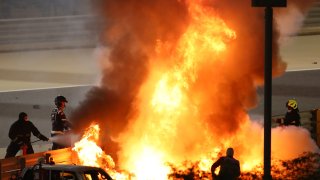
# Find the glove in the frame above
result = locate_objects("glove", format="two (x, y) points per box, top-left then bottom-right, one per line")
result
(39, 134), (49, 141)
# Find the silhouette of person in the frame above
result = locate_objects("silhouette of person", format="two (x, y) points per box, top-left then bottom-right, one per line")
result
(5, 112), (49, 158)
(211, 147), (240, 180)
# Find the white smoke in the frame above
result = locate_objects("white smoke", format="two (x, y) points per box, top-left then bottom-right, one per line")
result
(272, 126), (320, 160)
(49, 133), (80, 148)
(276, 5), (306, 40)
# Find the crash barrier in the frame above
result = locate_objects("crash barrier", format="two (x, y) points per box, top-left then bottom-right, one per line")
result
(0, 15), (97, 52)
(272, 109), (320, 147)
(0, 147), (77, 180)
(298, 1), (320, 36)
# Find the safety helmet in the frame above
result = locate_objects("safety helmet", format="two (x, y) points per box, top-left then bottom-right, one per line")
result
(286, 99), (298, 109)
(54, 95), (68, 107)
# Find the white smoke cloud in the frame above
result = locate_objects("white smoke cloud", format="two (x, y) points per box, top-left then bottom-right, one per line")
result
(272, 126), (319, 160)
(276, 5), (306, 43)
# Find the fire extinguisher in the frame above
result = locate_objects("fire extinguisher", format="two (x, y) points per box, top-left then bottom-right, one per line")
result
(21, 140), (41, 156)
(21, 144), (28, 155)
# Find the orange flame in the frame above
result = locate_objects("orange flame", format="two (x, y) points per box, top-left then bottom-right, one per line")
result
(73, 124), (117, 175)
(116, 1), (241, 178)
(73, 1), (319, 179)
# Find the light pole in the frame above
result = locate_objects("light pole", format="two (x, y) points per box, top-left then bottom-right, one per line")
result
(251, 0), (286, 179)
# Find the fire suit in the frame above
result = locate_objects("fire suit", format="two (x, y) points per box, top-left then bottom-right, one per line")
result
(211, 156), (240, 180)
(284, 109), (301, 126)
(5, 119), (49, 158)
(51, 108), (72, 150)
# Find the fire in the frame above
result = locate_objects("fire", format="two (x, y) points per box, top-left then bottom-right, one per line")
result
(131, 147), (170, 179)
(116, 1), (241, 178)
(73, 124), (116, 175)
(71, 0), (320, 179)
(73, 1), (239, 175)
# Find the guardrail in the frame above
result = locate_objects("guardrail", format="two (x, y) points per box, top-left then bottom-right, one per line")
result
(298, 1), (320, 35)
(0, 15), (99, 52)
(0, 2), (319, 51)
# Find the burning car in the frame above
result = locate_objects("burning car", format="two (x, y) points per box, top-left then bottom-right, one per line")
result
(20, 164), (113, 180)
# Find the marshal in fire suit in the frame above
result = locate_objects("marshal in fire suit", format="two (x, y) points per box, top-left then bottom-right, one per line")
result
(276, 99), (301, 126)
(51, 95), (72, 150)
(5, 112), (49, 158)
(283, 99), (301, 126)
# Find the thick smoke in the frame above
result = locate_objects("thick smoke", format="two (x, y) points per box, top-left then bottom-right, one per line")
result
(70, 0), (317, 166)
(70, 0), (190, 157)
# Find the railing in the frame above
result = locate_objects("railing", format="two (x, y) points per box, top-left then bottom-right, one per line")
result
(299, 2), (320, 35)
(0, 0), (92, 19)
(0, 15), (100, 52)
(0, 1), (319, 52)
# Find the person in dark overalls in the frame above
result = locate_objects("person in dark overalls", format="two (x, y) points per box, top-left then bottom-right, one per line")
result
(51, 95), (72, 150)
(5, 112), (49, 158)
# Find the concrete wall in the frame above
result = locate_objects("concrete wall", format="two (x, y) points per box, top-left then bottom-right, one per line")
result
(0, 48), (99, 91)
